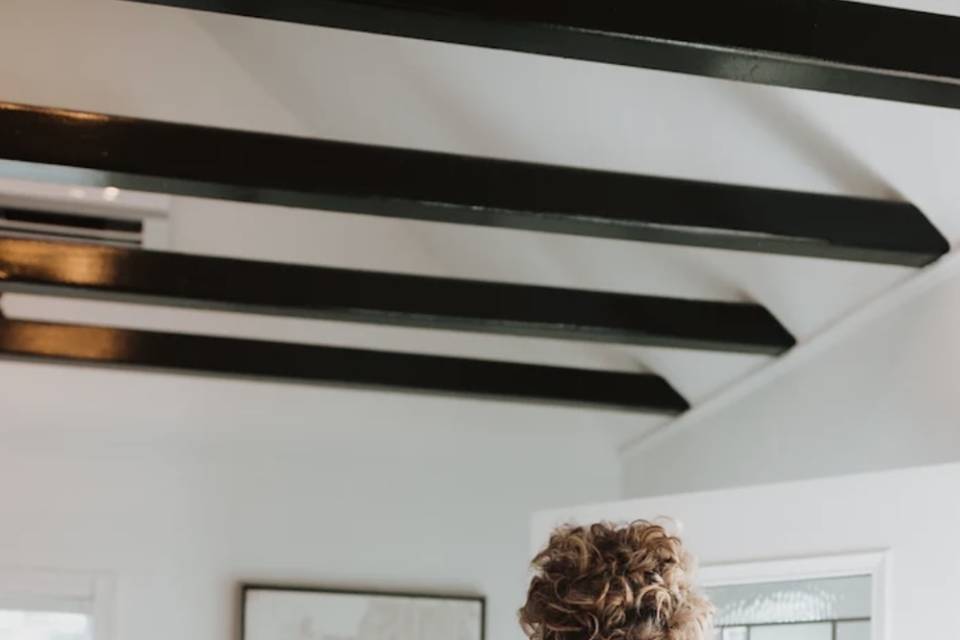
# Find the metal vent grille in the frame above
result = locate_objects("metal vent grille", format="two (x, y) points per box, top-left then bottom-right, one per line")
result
(0, 207), (144, 247)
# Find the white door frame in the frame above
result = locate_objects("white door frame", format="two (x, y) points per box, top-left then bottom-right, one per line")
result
(698, 551), (889, 640)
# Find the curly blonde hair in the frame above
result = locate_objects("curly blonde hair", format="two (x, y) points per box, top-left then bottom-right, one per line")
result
(519, 521), (713, 640)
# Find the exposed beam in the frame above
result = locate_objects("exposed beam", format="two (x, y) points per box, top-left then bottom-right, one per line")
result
(126, 0), (960, 110)
(0, 318), (689, 413)
(0, 103), (948, 266)
(0, 237), (795, 353)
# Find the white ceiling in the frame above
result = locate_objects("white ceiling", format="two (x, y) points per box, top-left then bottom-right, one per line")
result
(1, 0), (958, 447)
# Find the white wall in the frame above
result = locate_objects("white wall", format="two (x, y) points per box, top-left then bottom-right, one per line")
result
(3, 1), (960, 639)
(0, 360), (620, 640)
(0, 3), (626, 638)
(609, 1), (960, 499)
(621, 253), (960, 498)
(533, 462), (960, 640)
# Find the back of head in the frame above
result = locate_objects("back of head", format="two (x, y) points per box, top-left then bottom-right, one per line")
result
(519, 521), (712, 640)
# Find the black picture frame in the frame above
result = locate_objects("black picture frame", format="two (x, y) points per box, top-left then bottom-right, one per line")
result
(240, 583), (486, 640)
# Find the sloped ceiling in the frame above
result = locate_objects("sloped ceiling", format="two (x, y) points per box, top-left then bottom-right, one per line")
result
(0, 0), (957, 447)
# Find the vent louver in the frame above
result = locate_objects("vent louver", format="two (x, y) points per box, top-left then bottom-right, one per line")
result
(0, 206), (143, 247)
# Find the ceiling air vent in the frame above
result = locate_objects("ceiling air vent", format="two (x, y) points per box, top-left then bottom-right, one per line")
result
(0, 174), (170, 249)
(0, 206), (144, 247)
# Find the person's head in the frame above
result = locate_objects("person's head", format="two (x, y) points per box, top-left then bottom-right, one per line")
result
(519, 521), (712, 640)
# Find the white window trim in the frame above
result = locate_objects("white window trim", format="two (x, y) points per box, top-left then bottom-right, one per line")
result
(699, 551), (889, 640)
(0, 568), (115, 640)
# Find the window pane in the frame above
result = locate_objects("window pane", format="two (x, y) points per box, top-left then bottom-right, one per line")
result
(751, 622), (832, 640)
(0, 610), (92, 640)
(837, 620), (870, 640)
(706, 575), (872, 626)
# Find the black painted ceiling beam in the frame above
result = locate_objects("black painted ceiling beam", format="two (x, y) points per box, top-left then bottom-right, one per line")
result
(0, 237), (795, 354)
(0, 103), (948, 266)
(126, 0), (960, 110)
(0, 318), (689, 413)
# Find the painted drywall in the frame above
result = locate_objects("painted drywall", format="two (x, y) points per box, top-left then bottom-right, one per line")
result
(1, 1), (959, 639)
(621, 252), (960, 498)
(0, 4), (626, 638)
(608, 0), (960, 498)
(533, 462), (960, 640)
(0, 360), (621, 640)
(3, 0), (957, 413)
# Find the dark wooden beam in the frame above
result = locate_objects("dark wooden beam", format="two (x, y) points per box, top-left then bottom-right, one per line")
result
(0, 318), (689, 413)
(0, 103), (948, 266)
(126, 0), (960, 109)
(0, 237), (795, 354)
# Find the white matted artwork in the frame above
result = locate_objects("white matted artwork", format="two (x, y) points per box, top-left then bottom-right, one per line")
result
(242, 586), (484, 640)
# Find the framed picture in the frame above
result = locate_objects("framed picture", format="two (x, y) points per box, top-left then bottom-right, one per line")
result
(242, 585), (485, 640)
